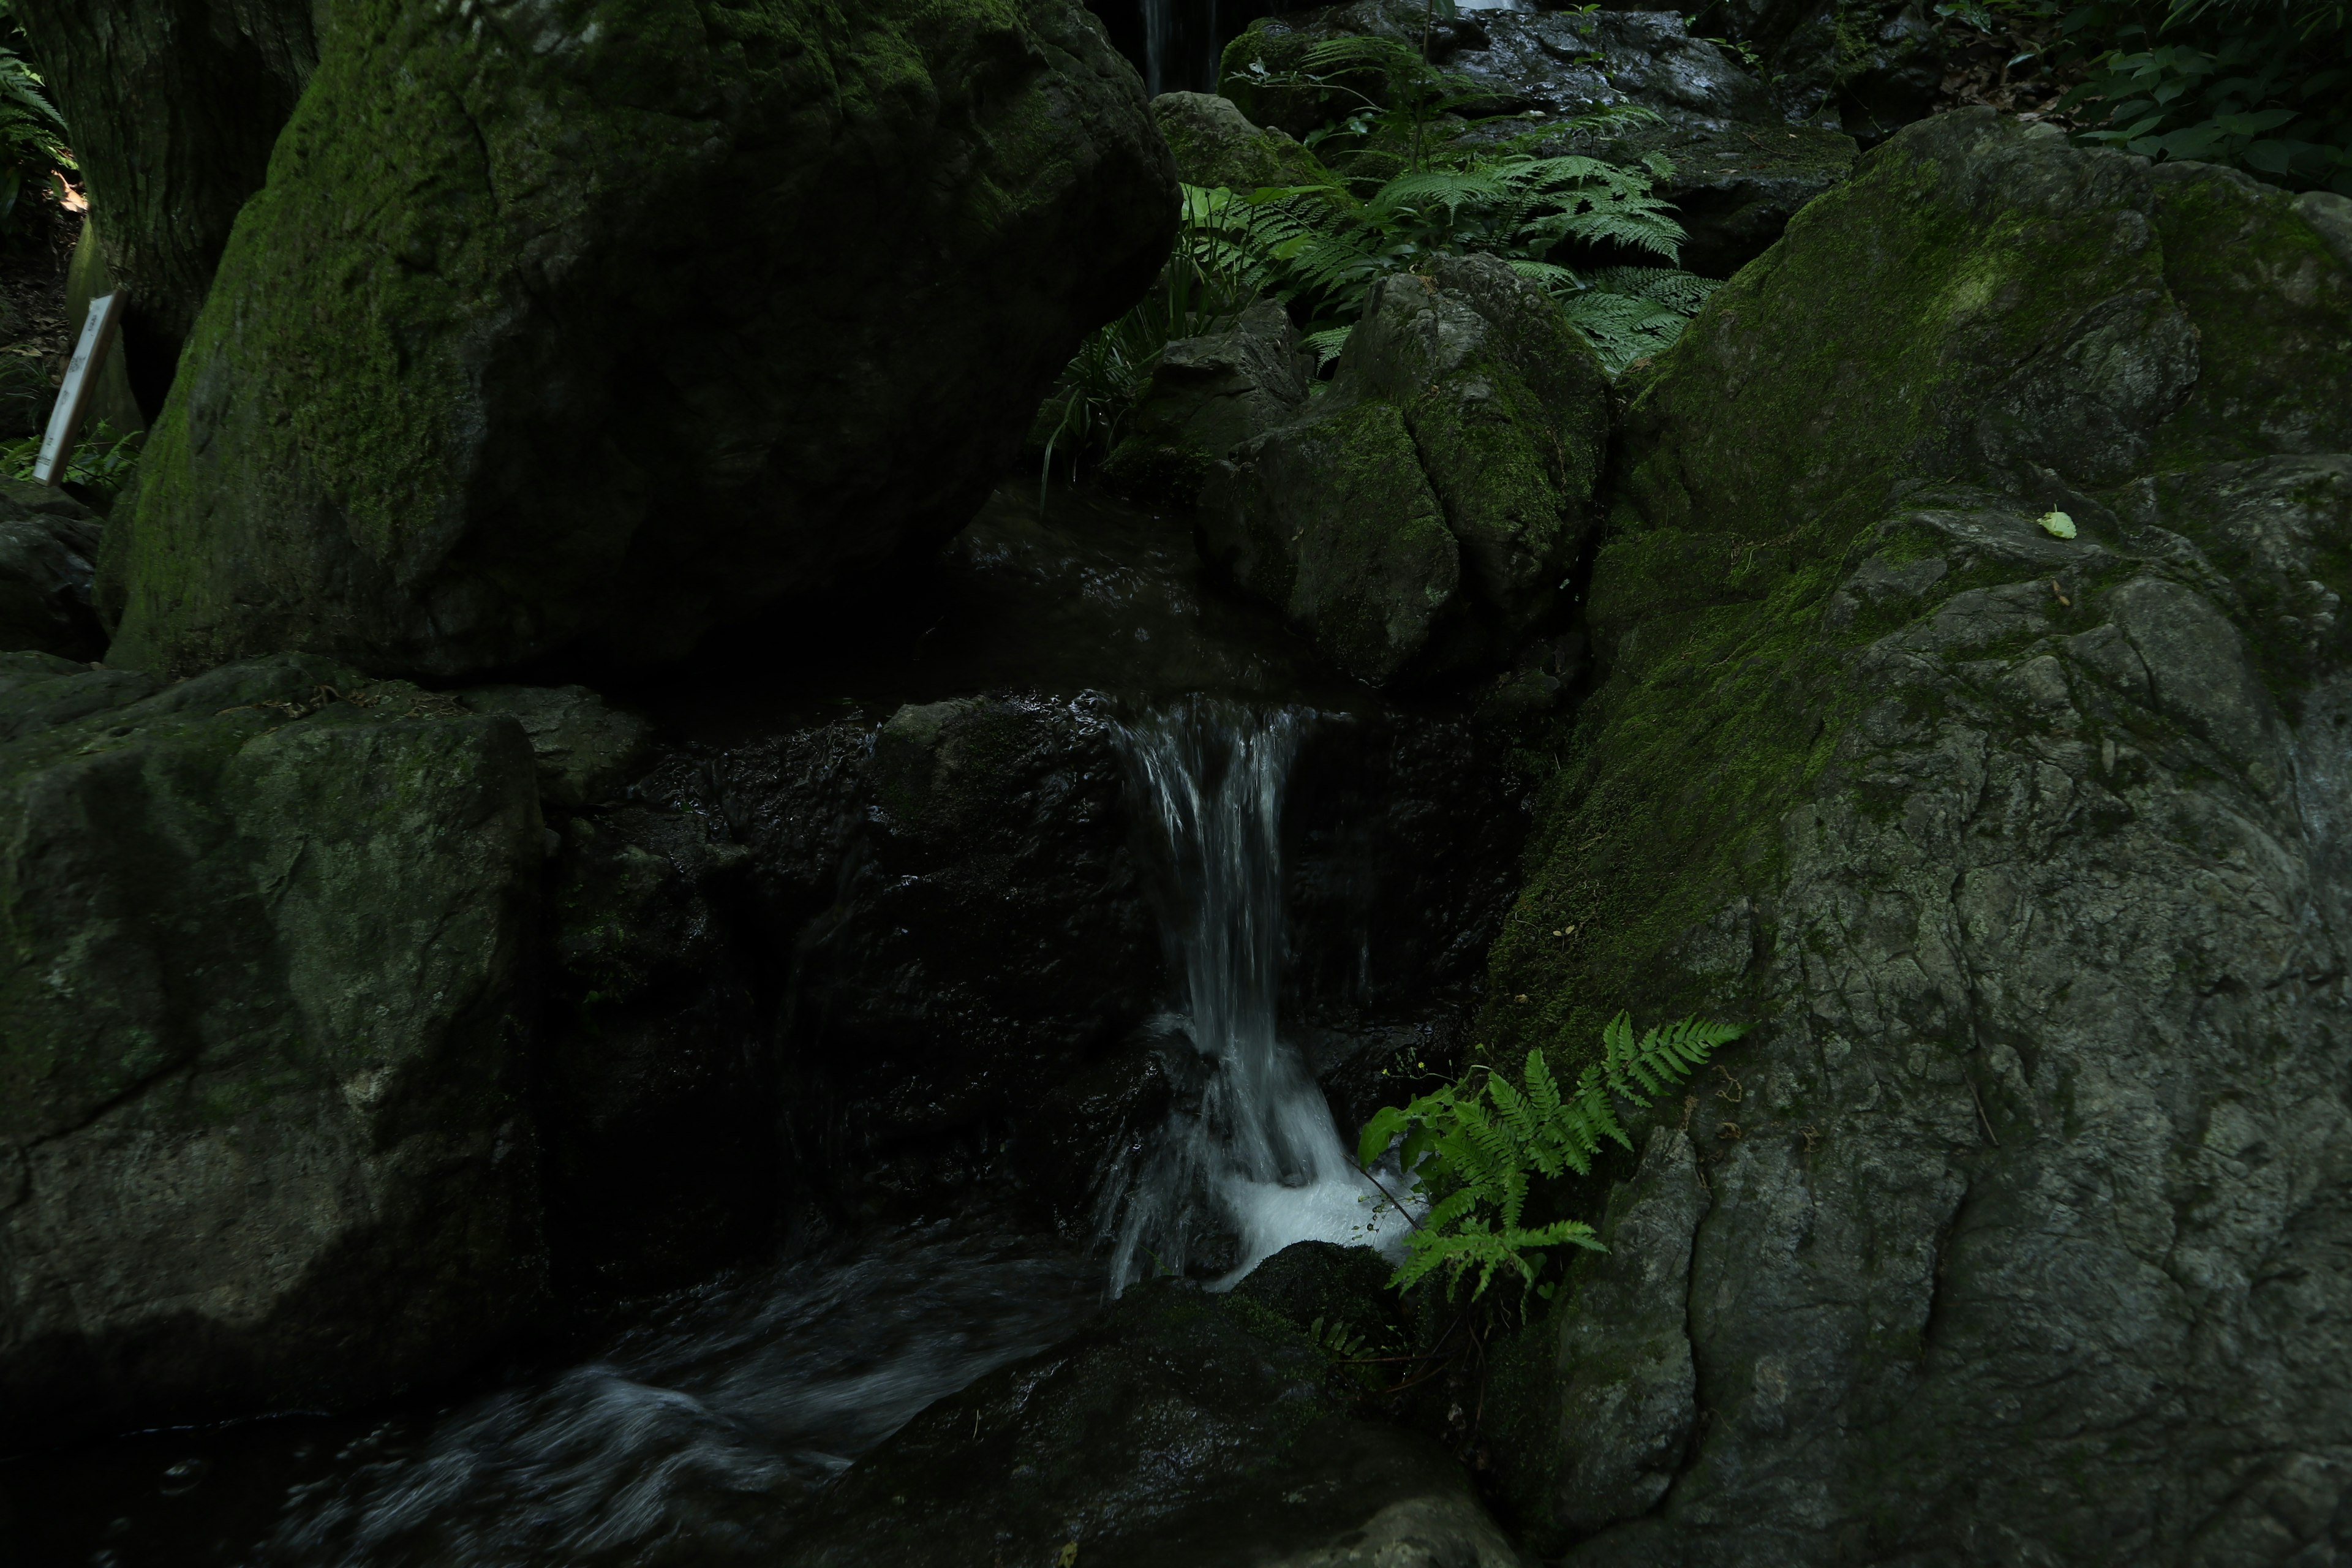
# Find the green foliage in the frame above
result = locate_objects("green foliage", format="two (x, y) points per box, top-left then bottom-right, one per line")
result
(2062, 0), (2351, 190)
(0, 1), (69, 234)
(1224, 29), (1716, 370)
(1032, 187), (1257, 487)
(2, 420), (145, 500)
(1938, 0), (2351, 191)
(1357, 1013), (1747, 1301)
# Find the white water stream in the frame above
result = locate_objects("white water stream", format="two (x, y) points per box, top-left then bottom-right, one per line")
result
(1102, 702), (1414, 1294)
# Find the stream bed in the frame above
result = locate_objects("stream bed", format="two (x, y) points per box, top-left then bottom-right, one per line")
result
(6, 1219), (1100, 1567)
(4, 481), (1528, 1567)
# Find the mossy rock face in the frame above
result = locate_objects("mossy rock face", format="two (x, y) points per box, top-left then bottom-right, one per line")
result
(104, 0), (1177, 680)
(771, 1280), (1525, 1567)
(1483, 110), (2352, 1559)
(0, 652), (546, 1438)
(1200, 254), (1609, 687)
(1152, 91), (1331, 191)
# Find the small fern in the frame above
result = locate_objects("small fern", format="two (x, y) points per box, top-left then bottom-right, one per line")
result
(0, 7), (69, 235)
(1357, 1012), (1747, 1301)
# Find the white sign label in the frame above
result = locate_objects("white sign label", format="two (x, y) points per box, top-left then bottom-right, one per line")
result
(35, 291), (126, 486)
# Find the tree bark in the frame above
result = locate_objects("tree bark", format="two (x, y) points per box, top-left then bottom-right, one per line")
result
(12, 0), (317, 413)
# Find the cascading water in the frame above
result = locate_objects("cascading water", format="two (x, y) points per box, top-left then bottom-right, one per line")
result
(1102, 701), (1414, 1294)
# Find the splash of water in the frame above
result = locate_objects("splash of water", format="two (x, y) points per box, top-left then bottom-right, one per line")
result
(1103, 701), (1412, 1294)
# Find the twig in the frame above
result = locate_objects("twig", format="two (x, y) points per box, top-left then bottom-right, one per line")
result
(1359, 1164), (1425, 1231)
(1966, 1073), (2001, 1147)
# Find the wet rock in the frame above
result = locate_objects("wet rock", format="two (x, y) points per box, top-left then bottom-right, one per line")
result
(461, 684), (655, 811)
(0, 483), (103, 660)
(1444, 9), (1780, 127)
(698, 695), (1164, 1166)
(1481, 111), (2352, 1562)
(102, 0), (1177, 680)
(1154, 89), (1332, 190)
(1231, 1239), (1403, 1341)
(1223, 3), (1862, 276)
(775, 1280), (1527, 1567)
(1722, 0), (1945, 141)
(1201, 254), (1608, 685)
(0, 654), (545, 1440)
(541, 799), (765, 1294)
(1014, 1027), (1180, 1231)
(1107, 298), (1319, 504)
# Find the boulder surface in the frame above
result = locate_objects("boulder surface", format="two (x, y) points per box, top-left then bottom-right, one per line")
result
(105, 0), (1177, 680)
(1202, 254), (1610, 685)
(1482, 111), (2352, 1562)
(0, 653), (546, 1441)
(774, 1272), (1527, 1568)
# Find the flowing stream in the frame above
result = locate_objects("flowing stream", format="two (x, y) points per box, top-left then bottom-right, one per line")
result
(1102, 701), (1413, 1293)
(9, 696), (1425, 1567)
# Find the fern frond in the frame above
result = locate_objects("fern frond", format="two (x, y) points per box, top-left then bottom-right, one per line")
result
(1300, 325), (1353, 366)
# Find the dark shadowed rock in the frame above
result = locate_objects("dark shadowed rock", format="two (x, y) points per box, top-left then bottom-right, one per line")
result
(0, 482), (102, 660)
(104, 0), (1177, 680)
(0, 653), (546, 1441)
(774, 1280), (1528, 1567)
(1479, 112), (2352, 1563)
(461, 684), (655, 812)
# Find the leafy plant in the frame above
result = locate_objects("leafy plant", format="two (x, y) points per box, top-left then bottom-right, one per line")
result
(2059, 0), (2351, 190)
(1357, 1013), (1747, 1302)
(2, 418), (143, 499)
(0, 1), (70, 234)
(1032, 186), (1258, 488)
(1935, 0), (2351, 192)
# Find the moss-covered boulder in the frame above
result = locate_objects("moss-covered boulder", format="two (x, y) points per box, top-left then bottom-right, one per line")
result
(1484, 110), (2352, 1559)
(0, 652), (546, 1439)
(104, 0), (1177, 680)
(773, 1280), (1526, 1567)
(1200, 254), (1609, 686)
(1153, 91), (1331, 190)
(1105, 298), (1317, 504)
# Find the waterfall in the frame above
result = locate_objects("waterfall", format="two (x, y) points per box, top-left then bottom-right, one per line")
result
(1102, 701), (1412, 1294)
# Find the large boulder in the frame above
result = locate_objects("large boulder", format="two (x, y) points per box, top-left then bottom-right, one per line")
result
(1480, 111), (2352, 1562)
(13, 0), (317, 412)
(0, 652), (546, 1441)
(1153, 90), (1331, 190)
(1201, 253), (1610, 685)
(103, 0), (1177, 680)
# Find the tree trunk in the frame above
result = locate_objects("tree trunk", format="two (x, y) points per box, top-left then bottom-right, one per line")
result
(12, 0), (317, 413)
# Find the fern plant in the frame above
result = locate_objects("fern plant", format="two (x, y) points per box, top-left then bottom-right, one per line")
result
(2, 419), (143, 500)
(1357, 1012), (1747, 1301)
(0, 2), (69, 235)
(1033, 185), (1259, 488)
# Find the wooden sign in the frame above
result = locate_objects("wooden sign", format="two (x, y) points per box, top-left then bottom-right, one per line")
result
(35, 290), (126, 486)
